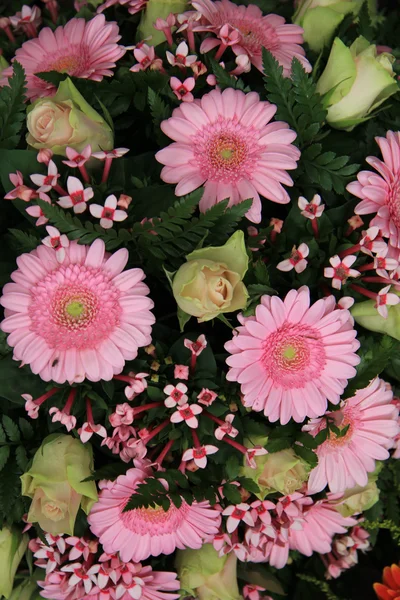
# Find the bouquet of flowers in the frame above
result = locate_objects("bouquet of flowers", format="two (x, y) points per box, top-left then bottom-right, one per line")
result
(1, 0), (400, 598)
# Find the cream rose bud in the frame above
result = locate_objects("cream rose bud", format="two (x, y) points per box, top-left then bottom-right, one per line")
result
(241, 443), (310, 499)
(0, 527), (28, 599)
(26, 77), (113, 156)
(9, 578), (39, 600)
(21, 434), (98, 536)
(176, 544), (242, 600)
(316, 36), (398, 131)
(333, 480), (380, 517)
(172, 231), (249, 322)
(351, 292), (400, 340)
(293, 0), (367, 53)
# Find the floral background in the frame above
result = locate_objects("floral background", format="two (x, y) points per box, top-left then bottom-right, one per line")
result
(0, 0), (400, 599)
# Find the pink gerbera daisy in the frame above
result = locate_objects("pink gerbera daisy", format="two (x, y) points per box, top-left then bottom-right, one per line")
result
(288, 497), (357, 556)
(88, 466), (221, 562)
(156, 88), (300, 223)
(225, 287), (360, 424)
(192, 0), (311, 75)
(0, 239), (155, 384)
(347, 131), (400, 248)
(305, 377), (399, 494)
(1, 14), (125, 100)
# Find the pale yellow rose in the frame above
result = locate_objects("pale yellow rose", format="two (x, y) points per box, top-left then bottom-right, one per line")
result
(172, 231), (249, 322)
(316, 36), (398, 131)
(0, 527), (28, 599)
(176, 544), (243, 600)
(21, 434), (98, 536)
(334, 481), (380, 517)
(241, 438), (310, 499)
(26, 78), (113, 156)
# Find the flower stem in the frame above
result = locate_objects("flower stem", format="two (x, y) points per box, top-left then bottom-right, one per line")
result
(79, 164), (90, 183)
(349, 283), (377, 300)
(155, 439), (175, 466)
(221, 436), (247, 455)
(312, 218), (319, 239)
(362, 276), (400, 287)
(63, 388), (77, 415)
(132, 402), (163, 416)
(36, 387), (59, 406)
(54, 184), (68, 196)
(86, 397), (94, 425)
(142, 419), (170, 444)
(101, 158), (113, 183)
(339, 244), (360, 258)
(191, 429), (201, 448)
(203, 410), (224, 426)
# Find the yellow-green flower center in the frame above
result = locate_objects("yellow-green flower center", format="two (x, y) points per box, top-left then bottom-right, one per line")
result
(282, 345), (297, 361)
(220, 147), (234, 160)
(66, 300), (85, 317)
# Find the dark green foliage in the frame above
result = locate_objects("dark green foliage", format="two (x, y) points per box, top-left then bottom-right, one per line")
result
(0, 62), (27, 150)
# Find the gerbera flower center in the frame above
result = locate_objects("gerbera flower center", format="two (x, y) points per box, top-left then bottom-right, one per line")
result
(211, 11), (280, 56)
(388, 178), (400, 227)
(263, 323), (326, 387)
(195, 119), (264, 184)
(29, 265), (122, 350)
(46, 48), (88, 75)
(120, 499), (190, 535)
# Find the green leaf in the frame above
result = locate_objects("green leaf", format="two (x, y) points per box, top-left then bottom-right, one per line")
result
(8, 229), (40, 252)
(225, 455), (240, 480)
(298, 143), (359, 194)
(2, 416), (20, 442)
(205, 199), (253, 246)
(148, 87), (171, 130)
(357, 1), (375, 42)
(36, 200), (131, 251)
(237, 477), (260, 495)
(296, 432), (320, 450)
(0, 62), (27, 149)
(18, 418), (34, 440)
(290, 58), (327, 144)
(0, 424), (6, 444)
(0, 447), (10, 473)
(223, 483), (242, 504)
(15, 445), (28, 471)
(209, 58), (249, 91)
(266, 437), (292, 453)
(83, 462), (130, 482)
(177, 307), (191, 332)
(293, 444), (318, 468)
(344, 335), (397, 398)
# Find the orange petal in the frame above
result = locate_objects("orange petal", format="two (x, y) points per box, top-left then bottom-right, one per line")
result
(391, 565), (400, 588)
(384, 567), (398, 590)
(374, 583), (394, 600)
(388, 591), (399, 598)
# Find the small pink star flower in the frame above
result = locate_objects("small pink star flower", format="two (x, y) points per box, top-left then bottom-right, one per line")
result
(298, 194), (325, 220)
(164, 382), (188, 407)
(117, 194), (132, 210)
(23, 394), (40, 419)
(37, 149), (53, 165)
(184, 334), (207, 356)
(359, 226), (387, 256)
(182, 444), (219, 468)
(374, 253), (399, 278)
(324, 255), (360, 290)
(130, 44), (163, 72)
(63, 145), (92, 168)
(231, 53), (252, 76)
(58, 176), (94, 213)
(30, 160), (59, 193)
(166, 41), (197, 68)
(197, 388), (218, 407)
(91, 148), (129, 160)
(250, 499), (275, 525)
(5, 171), (35, 202)
(109, 403), (135, 426)
(49, 407), (76, 432)
(244, 584), (272, 600)
(170, 402), (203, 428)
(338, 296), (355, 310)
(90, 194), (128, 229)
(170, 76), (195, 102)
(245, 446), (268, 469)
(124, 372), (149, 400)
(277, 243), (309, 274)
(62, 562), (99, 595)
(65, 537), (96, 562)
(154, 13), (175, 45)
(376, 285), (400, 318)
(223, 503), (254, 533)
(42, 226), (69, 263)
(174, 364), (189, 380)
(26, 193), (51, 226)
(78, 422), (107, 443)
(215, 414), (238, 440)
(270, 217), (284, 233)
